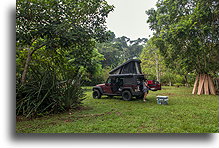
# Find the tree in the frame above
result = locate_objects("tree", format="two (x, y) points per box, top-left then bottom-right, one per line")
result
(114, 36), (148, 61)
(96, 33), (147, 69)
(140, 38), (164, 82)
(16, 0), (114, 84)
(96, 41), (124, 68)
(81, 48), (106, 85)
(140, 38), (185, 86)
(146, 0), (219, 94)
(16, 0), (114, 117)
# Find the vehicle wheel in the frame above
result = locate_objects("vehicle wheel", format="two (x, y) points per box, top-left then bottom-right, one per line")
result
(122, 90), (132, 101)
(93, 89), (101, 99)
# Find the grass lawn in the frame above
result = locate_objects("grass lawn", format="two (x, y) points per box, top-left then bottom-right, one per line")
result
(16, 86), (218, 133)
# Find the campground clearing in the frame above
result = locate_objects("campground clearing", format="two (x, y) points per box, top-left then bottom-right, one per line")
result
(16, 86), (218, 133)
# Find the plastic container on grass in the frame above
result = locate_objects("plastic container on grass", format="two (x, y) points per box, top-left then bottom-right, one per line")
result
(156, 96), (168, 105)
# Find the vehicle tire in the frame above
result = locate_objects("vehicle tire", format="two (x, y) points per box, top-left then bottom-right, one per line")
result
(122, 90), (132, 101)
(93, 89), (101, 99)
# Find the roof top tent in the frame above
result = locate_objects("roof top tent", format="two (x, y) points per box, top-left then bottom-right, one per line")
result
(109, 59), (142, 75)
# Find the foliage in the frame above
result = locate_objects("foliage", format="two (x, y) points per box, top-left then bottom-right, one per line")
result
(140, 38), (165, 82)
(16, 0), (114, 46)
(146, 0), (219, 75)
(16, 0), (114, 83)
(96, 41), (123, 68)
(96, 32), (147, 69)
(114, 36), (148, 61)
(16, 46), (87, 117)
(82, 48), (106, 85)
(140, 38), (194, 86)
(16, 0), (114, 117)
(16, 66), (85, 118)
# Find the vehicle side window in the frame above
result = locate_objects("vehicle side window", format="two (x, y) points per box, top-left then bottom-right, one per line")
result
(106, 78), (111, 83)
(116, 78), (123, 86)
(106, 78), (116, 84)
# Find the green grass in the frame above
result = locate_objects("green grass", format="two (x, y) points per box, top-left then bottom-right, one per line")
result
(16, 86), (218, 133)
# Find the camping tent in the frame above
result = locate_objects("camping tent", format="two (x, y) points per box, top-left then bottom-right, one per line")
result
(109, 59), (142, 75)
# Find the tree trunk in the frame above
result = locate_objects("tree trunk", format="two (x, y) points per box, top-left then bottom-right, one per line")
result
(204, 75), (209, 95)
(155, 53), (160, 82)
(184, 75), (189, 87)
(208, 76), (216, 95)
(192, 74), (216, 95)
(192, 75), (199, 94)
(155, 57), (159, 82)
(20, 43), (46, 84)
(197, 74), (205, 95)
(21, 48), (32, 84)
(21, 47), (39, 84)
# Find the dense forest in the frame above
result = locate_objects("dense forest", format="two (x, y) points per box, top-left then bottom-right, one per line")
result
(16, 0), (219, 117)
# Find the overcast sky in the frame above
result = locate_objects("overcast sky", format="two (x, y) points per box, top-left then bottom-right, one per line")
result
(106, 0), (157, 40)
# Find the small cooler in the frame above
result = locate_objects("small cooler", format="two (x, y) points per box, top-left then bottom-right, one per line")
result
(156, 96), (168, 105)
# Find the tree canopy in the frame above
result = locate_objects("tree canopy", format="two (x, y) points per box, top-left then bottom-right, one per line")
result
(146, 0), (219, 75)
(16, 0), (114, 46)
(16, 0), (114, 83)
(96, 32), (147, 68)
(16, 0), (114, 117)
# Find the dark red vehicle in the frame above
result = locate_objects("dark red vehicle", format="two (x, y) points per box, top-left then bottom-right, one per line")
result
(93, 74), (161, 101)
(92, 59), (161, 101)
(147, 80), (161, 91)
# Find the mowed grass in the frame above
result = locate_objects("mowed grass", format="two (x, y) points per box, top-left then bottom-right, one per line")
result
(16, 86), (218, 133)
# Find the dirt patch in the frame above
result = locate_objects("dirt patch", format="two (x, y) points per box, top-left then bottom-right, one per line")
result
(158, 93), (176, 96)
(16, 116), (34, 122)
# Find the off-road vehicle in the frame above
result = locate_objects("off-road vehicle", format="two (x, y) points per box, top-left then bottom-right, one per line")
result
(92, 59), (161, 101)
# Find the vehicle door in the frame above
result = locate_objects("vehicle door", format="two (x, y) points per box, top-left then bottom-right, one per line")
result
(111, 77), (122, 93)
(102, 78), (113, 94)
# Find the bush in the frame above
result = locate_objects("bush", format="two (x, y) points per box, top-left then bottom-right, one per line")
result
(174, 83), (183, 87)
(16, 68), (85, 118)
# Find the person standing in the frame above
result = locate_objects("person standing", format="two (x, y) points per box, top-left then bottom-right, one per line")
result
(142, 80), (149, 102)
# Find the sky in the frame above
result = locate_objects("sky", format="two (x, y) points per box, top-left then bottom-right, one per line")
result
(106, 0), (157, 40)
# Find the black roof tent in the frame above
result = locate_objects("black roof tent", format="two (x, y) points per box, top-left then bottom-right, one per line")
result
(109, 74), (144, 77)
(109, 59), (142, 75)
